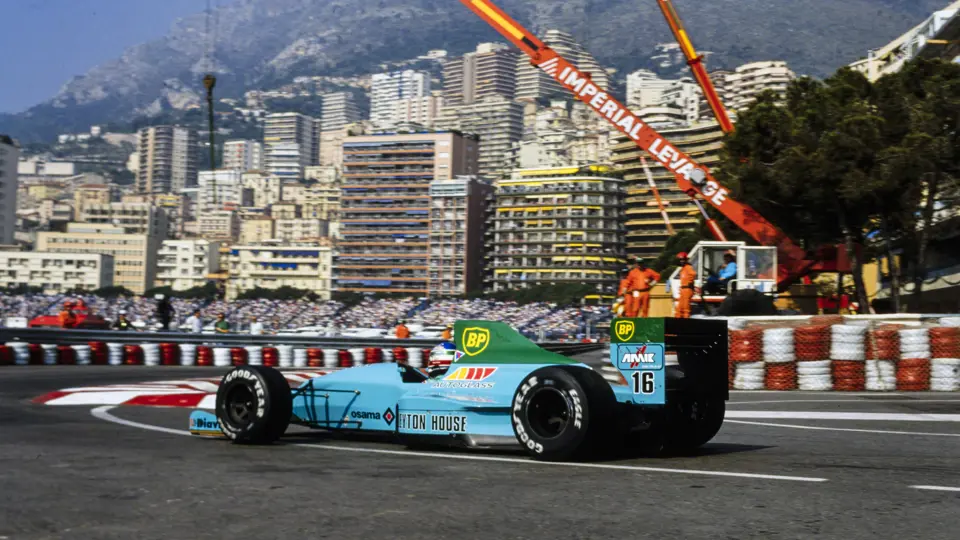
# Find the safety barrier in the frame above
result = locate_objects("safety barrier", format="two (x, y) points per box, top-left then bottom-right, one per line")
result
(727, 316), (960, 391)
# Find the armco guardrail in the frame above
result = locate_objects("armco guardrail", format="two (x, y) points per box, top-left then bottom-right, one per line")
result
(0, 328), (602, 357)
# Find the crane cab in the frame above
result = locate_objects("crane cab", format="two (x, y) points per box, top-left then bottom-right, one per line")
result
(668, 242), (778, 310)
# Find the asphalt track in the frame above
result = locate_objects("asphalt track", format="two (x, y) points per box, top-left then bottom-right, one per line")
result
(3, 362), (960, 539)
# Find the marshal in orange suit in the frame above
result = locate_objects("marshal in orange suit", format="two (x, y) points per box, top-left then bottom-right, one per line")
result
(621, 258), (661, 318)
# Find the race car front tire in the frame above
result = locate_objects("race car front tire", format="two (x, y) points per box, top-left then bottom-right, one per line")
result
(511, 366), (616, 461)
(216, 365), (292, 444)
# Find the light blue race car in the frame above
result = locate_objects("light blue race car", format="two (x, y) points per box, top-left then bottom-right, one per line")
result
(190, 318), (728, 461)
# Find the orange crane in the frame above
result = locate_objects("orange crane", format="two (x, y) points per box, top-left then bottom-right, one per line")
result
(459, 0), (849, 289)
(656, 0), (735, 134)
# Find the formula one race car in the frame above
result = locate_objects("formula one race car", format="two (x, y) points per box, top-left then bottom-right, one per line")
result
(190, 318), (728, 461)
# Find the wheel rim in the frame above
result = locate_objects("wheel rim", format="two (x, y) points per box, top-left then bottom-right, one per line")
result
(525, 387), (571, 439)
(224, 384), (256, 426)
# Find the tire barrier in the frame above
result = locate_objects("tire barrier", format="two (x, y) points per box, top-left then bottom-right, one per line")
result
(262, 347), (279, 367)
(4, 320), (960, 392)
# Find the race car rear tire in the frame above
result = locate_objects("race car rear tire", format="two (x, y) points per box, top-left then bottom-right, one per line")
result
(664, 396), (725, 452)
(511, 366), (616, 461)
(216, 365), (292, 444)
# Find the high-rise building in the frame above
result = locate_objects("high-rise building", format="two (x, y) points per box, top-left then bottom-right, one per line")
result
(437, 96), (522, 179)
(263, 113), (317, 179)
(610, 121), (725, 259)
(336, 132), (479, 295)
(136, 126), (198, 194)
(74, 184), (113, 215)
(78, 202), (169, 238)
(626, 69), (675, 110)
(393, 94), (444, 128)
(443, 43), (518, 107)
(517, 101), (614, 169)
(428, 176), (491, 296)
(37, 223), (161, 294)
(155, 239), (221, 291)
(222, 140), (264, 171)
(515, 30), (608, 102)
(241, 171), (283, 208)
(198, 211), (240, 241)
(725, 61), (796, 111)
(0, 134), (20, 245)
(370, 70), (431, 129)
(489, 166), (626, 295)
(322, 92), (361, 131)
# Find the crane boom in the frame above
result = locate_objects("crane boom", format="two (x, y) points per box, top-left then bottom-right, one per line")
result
(459, 0), (811, 285)
(656, 0), (735, 133)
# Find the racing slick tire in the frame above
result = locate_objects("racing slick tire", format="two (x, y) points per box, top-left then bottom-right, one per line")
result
(664, 396), (725, 453)
(511, 366), (616, 461)
(216, 365), (292, 444)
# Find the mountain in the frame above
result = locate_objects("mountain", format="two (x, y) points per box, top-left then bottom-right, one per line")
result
(0, 0), (949, 142)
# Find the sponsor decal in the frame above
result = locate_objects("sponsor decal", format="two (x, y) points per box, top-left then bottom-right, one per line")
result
(569, 388), (583, 429)
(614, 320), (635, 342)
(399, 412), (426, 431)
(431, 414), (467, 433)
(350, 410), (381, 420)
(453, 350), (465, 362)
(544, 61), (715, 207)
(434, 366), (497, 389)
(444, 367), (497, 381)
(462, 327), (491, 356)
(513, 376), (544, 454)
(621, 345), (655, 368)
(383, 407), (395, 426)
(191, 417), (220, 431)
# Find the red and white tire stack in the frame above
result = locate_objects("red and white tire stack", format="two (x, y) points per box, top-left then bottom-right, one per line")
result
(865, 326), (899, 391)
(898, 328), (931, 391)
(930, 327), (960, 392)
(830, 324), (867, 391)
(763, 327), (797, 391)
(730, 328), (764, 390)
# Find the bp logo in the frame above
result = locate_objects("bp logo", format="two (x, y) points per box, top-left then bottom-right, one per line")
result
(462, 327), (491, 356)
(615, 320), (635, 342)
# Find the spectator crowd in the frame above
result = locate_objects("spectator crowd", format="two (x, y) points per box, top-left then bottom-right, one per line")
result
(0, 292), (613, 340)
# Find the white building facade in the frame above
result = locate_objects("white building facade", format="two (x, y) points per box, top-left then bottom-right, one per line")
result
(0, 252), (114, 294)
(370, 70), (431, 129)
(222, 140), (264, 171)
(155, 239), (221, 291)
(226, 243), (333, 300)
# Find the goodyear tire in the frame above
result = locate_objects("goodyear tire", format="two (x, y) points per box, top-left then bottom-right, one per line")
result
(665, 396), (725, 452)
(216, 365), (292, 444)
(511, 366), (616, 461)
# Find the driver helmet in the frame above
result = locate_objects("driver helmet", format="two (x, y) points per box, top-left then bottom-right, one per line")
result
(426, 341), (458, 377)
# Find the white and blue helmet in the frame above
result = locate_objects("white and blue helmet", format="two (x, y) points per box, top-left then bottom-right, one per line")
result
(427, 341), (458, 376)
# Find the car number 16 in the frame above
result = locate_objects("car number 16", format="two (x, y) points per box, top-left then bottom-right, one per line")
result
(631, 371), (654, 394)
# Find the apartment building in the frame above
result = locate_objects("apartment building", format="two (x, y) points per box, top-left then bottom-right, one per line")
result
(428, 176), (491, 296)
(120, 192), (187, 238)
(610, 121), (725, 259)
(437, 95), (522, 180)
(337, 132), (479, 294)
(241, 171), (283, 208)
(626, 69), (675, 110)
(489, 166), (625, 294)
(370, 70), (431, 129)
(515, 30), (608, 102)
(226, 242), (333, 300)
(155, 239), (221, 291)
(222, 139), (264, 171)
(73, 184), (113, 214)
(38, 199), (73, 227)
(275, 218), (329, 242)
(393, 94), (445, 129)
(0, 134), (20, 245)
(263, 112), (318, 179)
(0, 251), (114, 294)
(239, 217), (275, 244)
(37, 223), (160, 294)
(726, 61), (796, 111)
(443, 43), (519, 107)
(136, 126), (198, 193)
(198, 169), (244, 212)
(198, 211), (240, 241)
(78, 202), (169, 237)
(322, 92), (361, 131)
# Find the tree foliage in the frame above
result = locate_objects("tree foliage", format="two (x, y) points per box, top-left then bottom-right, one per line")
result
(717, 59), (960, 311)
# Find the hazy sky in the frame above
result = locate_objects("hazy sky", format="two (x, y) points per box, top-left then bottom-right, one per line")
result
(0, 0), (223, 113)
